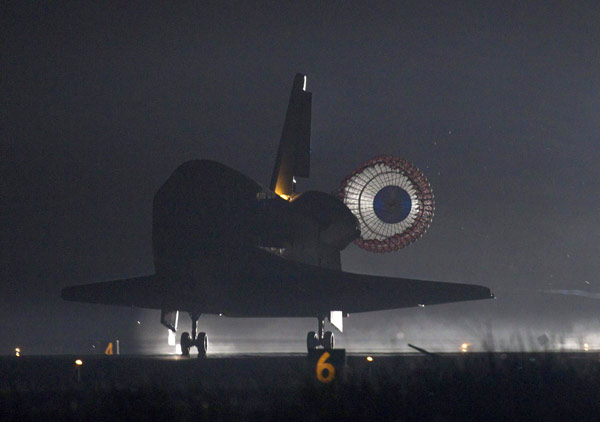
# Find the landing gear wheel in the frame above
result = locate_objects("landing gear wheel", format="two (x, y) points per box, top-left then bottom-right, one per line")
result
(307, 331), (318, 351)
(197, 332), (208, 357)
(323, 331), (334, 351)
(181, 332), (191, 356)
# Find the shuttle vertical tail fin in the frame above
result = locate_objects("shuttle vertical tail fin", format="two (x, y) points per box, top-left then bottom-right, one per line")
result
(270, 73), (312, 198)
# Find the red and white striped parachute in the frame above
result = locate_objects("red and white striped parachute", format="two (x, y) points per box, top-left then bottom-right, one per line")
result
(338, 156), (435, 253)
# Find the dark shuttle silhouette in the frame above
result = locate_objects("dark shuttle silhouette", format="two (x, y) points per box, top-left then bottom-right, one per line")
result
(62, 74), (493, 356)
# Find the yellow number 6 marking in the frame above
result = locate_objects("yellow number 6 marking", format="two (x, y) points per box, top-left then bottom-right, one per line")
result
(316, 351), (335, 383)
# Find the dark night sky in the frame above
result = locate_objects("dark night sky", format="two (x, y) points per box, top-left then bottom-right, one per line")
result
(2, 1), (600, 354)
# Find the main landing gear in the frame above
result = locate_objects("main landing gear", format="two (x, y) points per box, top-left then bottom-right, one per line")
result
(180, 312), (208, 357)
(306, 315), (334, 352)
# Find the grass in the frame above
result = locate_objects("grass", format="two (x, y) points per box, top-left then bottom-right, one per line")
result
(1, 352), (599, 421)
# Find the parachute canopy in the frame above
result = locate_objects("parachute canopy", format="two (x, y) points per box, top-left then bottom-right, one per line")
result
(338, 156), (435, 253)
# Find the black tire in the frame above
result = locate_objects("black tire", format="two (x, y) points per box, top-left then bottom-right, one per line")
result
(181, 332), (191, 356)
(307, 331), (318, 351)
(323, 331), (334, 351)
(197, 332), (208, 357)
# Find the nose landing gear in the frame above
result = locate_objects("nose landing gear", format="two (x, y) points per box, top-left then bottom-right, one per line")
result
(180, 312), (208, 357)
(306, 315), (334, 352)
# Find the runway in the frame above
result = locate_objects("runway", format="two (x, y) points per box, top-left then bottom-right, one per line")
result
(2, 352), (600, 420)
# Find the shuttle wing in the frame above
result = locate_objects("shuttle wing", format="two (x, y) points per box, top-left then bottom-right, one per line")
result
(211, 249), (495, 317)
(61, 250), (493, 316)
(302, 266), (494, 314)
(61, 274), (170, 309)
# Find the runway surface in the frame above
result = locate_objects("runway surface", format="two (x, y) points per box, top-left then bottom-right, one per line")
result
(2, 351), (600, 420)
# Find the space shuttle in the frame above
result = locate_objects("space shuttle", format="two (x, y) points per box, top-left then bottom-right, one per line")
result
(62, 74), (493, 356)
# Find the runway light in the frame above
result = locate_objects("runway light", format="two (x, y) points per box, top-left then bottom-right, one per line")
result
(15, 348), (21, 357)
(75, 359), (83, 382)
(584, 343), (590, 351)
(461, 343), (469, 353)
(366, 356), (374, 362)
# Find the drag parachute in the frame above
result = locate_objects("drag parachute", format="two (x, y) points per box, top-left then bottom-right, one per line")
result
(338, 156), (434, 253)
